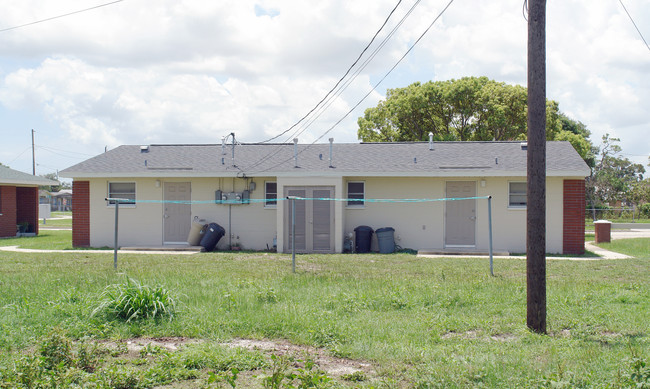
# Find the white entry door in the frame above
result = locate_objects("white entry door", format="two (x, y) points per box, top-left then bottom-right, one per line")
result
(284, 186), (334, 253)
(445, 181), (476, 247)
(164, 182), (191, 243)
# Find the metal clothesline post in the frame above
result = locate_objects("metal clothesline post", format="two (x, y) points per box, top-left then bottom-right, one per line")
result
(105, 197), (130, 270)
(287, 196), (298, 273)
(488, 196), (494, 276)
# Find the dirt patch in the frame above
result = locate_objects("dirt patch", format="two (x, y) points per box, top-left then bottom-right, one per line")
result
(99, 337), (204, 359)
(489, 333), (517, 342)
(441, 331), (517, 342)
(97, 337), (375, 379)
(223, 338), (375, 378)
(441, 330), (478, 339)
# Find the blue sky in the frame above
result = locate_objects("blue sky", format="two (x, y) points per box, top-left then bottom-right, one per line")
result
(1, 0), (648, 181)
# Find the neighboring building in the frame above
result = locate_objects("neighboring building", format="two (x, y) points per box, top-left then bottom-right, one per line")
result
(0, 166), (59, 237)
(59, 141), (590, 254)
(50, 189), (73, 211)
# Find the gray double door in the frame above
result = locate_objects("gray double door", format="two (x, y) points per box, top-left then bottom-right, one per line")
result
(445, 181), (476, 247)
(284, 186), (335, 253)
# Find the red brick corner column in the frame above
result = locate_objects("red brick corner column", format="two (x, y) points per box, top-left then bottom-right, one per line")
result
(0, 186), (18, 237)
(72, 181), (90, 247)
(563, 179), (586, 254)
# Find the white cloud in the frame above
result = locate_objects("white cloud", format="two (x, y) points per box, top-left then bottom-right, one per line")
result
(0, 0), (648, 174)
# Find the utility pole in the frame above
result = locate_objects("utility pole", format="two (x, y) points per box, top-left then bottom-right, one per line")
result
(31, 129), (36, 175)
(527, 0), (547, 334)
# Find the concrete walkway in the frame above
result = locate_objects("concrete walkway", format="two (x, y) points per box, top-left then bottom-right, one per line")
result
(583, 242), (631, 259)
(418, 228), (648, 260)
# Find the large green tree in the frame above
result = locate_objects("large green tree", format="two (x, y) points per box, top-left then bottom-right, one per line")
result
(357, 77), (594, 164)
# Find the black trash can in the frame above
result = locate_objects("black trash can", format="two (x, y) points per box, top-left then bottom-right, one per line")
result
(354, 225), (373, 253)
(376, 227), (395, 254)
(200, 223), (226, 252)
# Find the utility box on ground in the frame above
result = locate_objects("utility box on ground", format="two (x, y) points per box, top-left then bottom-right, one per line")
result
(594, 220), (612, 243)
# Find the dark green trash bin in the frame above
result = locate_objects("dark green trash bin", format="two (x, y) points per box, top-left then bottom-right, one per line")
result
(354, 225), (373, 253)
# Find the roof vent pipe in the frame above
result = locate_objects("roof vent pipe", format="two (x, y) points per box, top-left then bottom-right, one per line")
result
(328, 138), (334, 168)
(428, 132), (434, 150)
(293, 138), (299, 168)
(221, 137), (226, 155)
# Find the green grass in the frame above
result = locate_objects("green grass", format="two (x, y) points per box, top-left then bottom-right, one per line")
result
(0, 248), (649, 387)
(39, 218), (72, 228)
(595, 238), (650, 258)
(38, 211), (72, 228)
(0, 230), (74, 250)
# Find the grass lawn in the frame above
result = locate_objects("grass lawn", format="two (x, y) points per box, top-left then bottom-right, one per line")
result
(0, 232), (648, 387)
(594, 238), (650, 258)
(0, 230), (76, 250)
(38, 211), (72, 228)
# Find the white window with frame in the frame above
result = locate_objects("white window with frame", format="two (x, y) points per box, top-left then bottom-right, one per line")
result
(508, 182), (527, 208)
(107, 182), (136, 206)
(347, 181), (365, 207)
(265, 182), (277, 208)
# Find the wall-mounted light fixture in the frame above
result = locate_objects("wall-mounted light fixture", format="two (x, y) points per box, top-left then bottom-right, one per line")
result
(155, 180), (161, 188)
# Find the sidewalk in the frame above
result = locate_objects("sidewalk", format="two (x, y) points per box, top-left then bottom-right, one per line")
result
(418, 229), (646, 261)
(583, 242), (631, 259)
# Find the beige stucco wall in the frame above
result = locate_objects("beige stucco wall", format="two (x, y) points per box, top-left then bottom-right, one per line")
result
(88, 177), (277, 250)
(343, 176), (566, 254)
(87, 175), (570, 254)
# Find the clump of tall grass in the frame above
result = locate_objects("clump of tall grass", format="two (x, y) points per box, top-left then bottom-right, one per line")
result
(92, 278), (177, 322)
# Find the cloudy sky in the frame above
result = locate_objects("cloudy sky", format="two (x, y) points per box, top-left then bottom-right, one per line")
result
(1, 0), (648, 179)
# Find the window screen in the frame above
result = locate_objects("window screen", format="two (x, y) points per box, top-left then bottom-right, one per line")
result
(108, 182), (136, 205)
(265, 182), (277, 207)
(347, 182), (365, 206)
(509, 182), (527, 207)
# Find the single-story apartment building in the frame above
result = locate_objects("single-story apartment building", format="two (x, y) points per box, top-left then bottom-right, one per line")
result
(0, 165), (59, 237)
(60, 141), (590, 254)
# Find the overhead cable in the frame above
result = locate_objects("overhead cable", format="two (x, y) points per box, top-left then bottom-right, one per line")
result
(257, 0), (404, 144)
(242, 0), (423, 173)
(0, 0), (124, 33)
(618, 0), (650, 53)
(252, 0), (456, 174)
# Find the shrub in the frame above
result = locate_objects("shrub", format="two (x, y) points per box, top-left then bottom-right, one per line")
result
(640, 203), (650, 218)
(92, 278), (178, 322)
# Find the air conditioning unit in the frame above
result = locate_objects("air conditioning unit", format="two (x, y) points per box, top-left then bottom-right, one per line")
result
(215, 190), (250, 205)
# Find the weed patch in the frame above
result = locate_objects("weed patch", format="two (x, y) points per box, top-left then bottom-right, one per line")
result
(92, 278), (178, 322)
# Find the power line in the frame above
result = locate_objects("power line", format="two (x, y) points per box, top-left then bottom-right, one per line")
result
(618, 0), (650, 53)
(279, 0), (423, 143)
(242, 0), (424, 173)
(258, 0), (404, 145)
(37, 145), (96, 158)
(0, 0), (124, 33)
(7, 147), (32, 165)
(253, 0), (456, 174)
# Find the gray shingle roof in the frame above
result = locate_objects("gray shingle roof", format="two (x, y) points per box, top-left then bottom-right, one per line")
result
(60, 141), (591, 178)
(0, 166), (59, 186)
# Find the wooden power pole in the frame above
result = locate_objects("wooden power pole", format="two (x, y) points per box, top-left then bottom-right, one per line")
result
(527, 0), (547, 334)
(31, 129), (36, 175)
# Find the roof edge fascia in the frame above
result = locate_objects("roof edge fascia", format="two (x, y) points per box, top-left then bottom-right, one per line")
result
(62, 169), (590, 180)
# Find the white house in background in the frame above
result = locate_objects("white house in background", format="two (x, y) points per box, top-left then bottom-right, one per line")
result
(60, 141), (590, 254)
